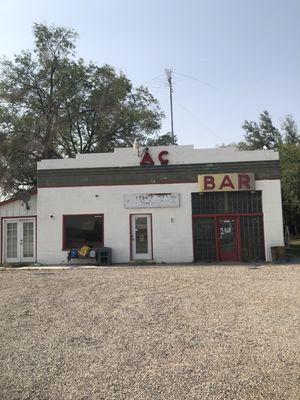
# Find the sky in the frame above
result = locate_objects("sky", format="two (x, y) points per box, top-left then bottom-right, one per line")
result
(1, 0), (299, 148)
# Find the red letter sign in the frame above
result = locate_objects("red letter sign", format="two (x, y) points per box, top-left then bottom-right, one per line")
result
(158, 151), (169, 165)
(140, 150), (154, 166)
(219, 175), (235, 190)
(238, 173), (251, 189)
(204, 176), (215, 190)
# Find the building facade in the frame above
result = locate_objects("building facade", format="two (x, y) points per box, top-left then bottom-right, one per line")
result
(0, 145), (284, 264)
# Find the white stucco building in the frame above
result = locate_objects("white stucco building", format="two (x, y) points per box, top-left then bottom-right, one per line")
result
(0, 145), (284, 264)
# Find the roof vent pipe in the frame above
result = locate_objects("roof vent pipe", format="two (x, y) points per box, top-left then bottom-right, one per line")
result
(133, 140), (140, 150)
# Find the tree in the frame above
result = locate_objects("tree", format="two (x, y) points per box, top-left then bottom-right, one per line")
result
(238, 110), (282, 150)
(281, 115), (299, 145)
(238, 111), (300, 233)
(0, 23), (170, 196)
(146, 132), (177, 146)
(279, 144), (300, 229)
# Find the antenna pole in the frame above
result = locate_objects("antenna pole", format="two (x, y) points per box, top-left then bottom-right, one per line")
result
(165, 69), (174, 142)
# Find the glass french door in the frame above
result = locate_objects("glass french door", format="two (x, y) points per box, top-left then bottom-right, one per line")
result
(4, 219), (35, 263)
(131, 214), (152, 260)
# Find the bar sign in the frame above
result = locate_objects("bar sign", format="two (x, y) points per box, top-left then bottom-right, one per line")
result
(198, 173), (255, 192)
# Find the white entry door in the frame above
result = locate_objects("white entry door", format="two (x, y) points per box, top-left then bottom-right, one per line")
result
(131, 214), (152, 260)
(4, 219), (35, 263)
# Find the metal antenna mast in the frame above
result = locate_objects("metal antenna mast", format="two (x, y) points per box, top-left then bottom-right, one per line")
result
(165, 69), (174, 142)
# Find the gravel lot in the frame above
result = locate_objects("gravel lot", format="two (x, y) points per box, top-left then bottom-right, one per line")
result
(0, 264), (299, 400)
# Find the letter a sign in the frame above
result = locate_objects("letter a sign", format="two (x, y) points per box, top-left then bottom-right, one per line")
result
(198, 173), (255, 192)
(140, 149), (155, 165)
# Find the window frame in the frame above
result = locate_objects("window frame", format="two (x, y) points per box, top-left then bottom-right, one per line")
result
(62, 214), (104, 251)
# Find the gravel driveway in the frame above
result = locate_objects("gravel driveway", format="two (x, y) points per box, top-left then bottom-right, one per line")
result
(0, 265), (299, 400)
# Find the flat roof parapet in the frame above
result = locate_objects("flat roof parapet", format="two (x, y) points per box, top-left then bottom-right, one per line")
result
(37, 145), (279, 170)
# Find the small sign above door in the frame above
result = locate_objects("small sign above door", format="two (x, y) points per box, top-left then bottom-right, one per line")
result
(198, 173), (255, 192)
(124, 193), (180, 208)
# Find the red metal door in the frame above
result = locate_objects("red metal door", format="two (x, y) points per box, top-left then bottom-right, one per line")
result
(217, 217), (239, 261)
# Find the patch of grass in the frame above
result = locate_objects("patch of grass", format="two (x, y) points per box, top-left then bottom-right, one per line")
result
(286, 235), (300, 258)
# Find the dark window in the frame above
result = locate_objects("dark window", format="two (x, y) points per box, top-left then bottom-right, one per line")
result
(192, 191), (262, 214)
(63, 215), (103, 250)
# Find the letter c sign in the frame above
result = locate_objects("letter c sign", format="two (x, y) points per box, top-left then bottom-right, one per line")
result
(158, 151), (169, 165)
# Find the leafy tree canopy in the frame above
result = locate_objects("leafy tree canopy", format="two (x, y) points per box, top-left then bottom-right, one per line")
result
(146, 132), (177, 146)
(238, 110), (300, 228)
(0, 23), (172, 196)
(238, 110), (283, 150)
(280, 144), (300, 225)
(281, 114), (299, 145)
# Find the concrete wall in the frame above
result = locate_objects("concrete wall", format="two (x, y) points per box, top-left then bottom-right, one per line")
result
(257, 180), (284, 260)
(37, 180), (284, 264)
(37, 184), (195, 265)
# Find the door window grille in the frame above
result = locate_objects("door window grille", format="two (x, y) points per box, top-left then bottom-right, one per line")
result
(193, 218), (216, 262)
(240, 216), (265, 261)
(192, 191), (262, 214)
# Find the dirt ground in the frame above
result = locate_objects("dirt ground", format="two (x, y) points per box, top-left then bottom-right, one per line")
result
(0, 264), (299, 400)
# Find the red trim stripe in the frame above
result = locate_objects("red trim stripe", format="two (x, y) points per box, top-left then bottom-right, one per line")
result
(192, 212), (263, 218)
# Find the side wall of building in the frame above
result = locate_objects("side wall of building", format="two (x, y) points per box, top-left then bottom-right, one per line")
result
(257, 180), (284, 260)
(37, 180), (284, 264)
(0, 196), (37, 218)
